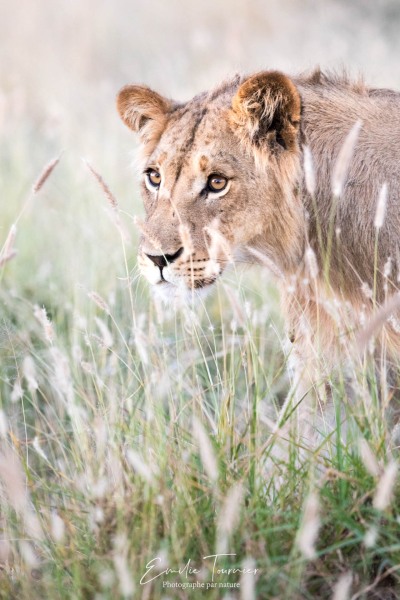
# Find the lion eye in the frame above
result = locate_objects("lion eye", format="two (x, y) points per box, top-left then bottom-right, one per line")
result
(207, 174), (228, 193)
(146, 169), (161, 188)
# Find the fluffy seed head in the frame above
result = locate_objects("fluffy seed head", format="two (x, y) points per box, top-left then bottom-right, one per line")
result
(240, 557), (256, 600)
(359, 438), (381, 478)
(192, 416), (218, 483)
(85, 160), (119, 211)
(374, 182), (388, 229)
(305, 246), (319, 279)
(373, 460), (397, 511)
(88, 292), (111, 315)
(332, 572), (353, 600)
(332, 120), (362, 197)
(303, 145), (316, 197)
(296, 491), (320, 560)
(32, 156), (60, 194)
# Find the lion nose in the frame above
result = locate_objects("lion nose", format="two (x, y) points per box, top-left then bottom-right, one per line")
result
(146, 247), (184, 269)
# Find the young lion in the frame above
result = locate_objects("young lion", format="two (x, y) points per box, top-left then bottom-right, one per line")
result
(117, 70), (400, 447)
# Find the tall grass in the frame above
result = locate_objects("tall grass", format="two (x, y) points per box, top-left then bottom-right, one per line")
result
(0, 151), (399, 600)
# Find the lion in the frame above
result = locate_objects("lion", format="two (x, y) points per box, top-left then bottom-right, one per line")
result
(116, 69), (400, 448)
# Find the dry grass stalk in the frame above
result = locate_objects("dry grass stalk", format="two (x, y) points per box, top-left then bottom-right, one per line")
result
(0, 249), (17, 267)
(1, 223), (16, 253)
(32, 156), (60, 194)
(33, 305), (54, 343)
(0, 224), (17, 267)
(84, 160), (118, 211)
(332, 120), (362, 197)
(88, 291), (111, 314)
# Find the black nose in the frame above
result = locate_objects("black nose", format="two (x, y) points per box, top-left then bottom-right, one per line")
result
(146, 247), (184, 269)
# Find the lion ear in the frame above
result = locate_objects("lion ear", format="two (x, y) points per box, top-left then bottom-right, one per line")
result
(116, 85), (173, 134)
(231, 71), (301, 152)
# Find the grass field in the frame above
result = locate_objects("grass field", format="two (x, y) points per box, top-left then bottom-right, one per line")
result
(0, 137), (400, 600)
(2, 1), (400, 598)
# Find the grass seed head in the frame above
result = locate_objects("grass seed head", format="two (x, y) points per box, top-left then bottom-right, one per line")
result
(296, 491), (320, 560)
(113, 534), (135, 598)
(126, 449), (154, 484)
(0, 410), (8, 438)
(50, 511), (65, 543)
(88, 292), (111, 314)
(85, 160), (119, 210)
(305, 246), (319, 279)
(217, 483), (243, 554)
(364, 525), (378, 548)
(332, 120), (362, 197)
(192, 416), (218, 483)
(373, 460), (397, 511)
(358, 438), (381, 478)
(33, 305), (54, 344)
(240, 557), (256, 600)
(22, 355), (39, 392)
(332, 571), (353, 600)
(32, 156), (60, 194)
(303, 145), (316, 197)
(0, 449), (28, 514)
(374, 182), (388, 229)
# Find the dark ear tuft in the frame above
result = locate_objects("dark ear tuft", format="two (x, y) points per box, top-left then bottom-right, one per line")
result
(116, 85), (172, 133)
(231, 71), (301, 152)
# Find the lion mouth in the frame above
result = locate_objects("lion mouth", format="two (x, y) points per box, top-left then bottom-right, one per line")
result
(156, 277), (217, 290)
(138, 252), (222, 296)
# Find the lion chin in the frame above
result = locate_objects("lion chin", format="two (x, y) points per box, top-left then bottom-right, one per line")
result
(151, 279), (216, 304)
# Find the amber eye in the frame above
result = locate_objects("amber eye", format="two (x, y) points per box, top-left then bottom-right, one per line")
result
(207, 174), (228, 193)
(146, 169), (161, 188)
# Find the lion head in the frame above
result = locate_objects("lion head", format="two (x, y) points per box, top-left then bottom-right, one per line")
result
(117, 71), (305, 301)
